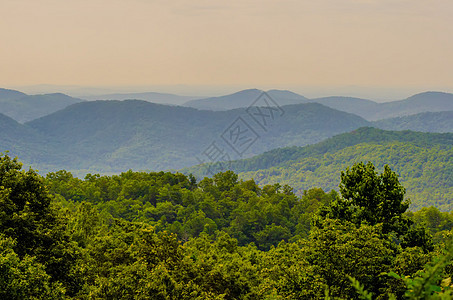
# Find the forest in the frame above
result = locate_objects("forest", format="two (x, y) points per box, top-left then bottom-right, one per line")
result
(1, 153), (453, 299)
(186, 128), (453, 211)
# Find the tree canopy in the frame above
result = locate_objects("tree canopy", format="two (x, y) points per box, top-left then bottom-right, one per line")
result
(0, 153), (452, 299)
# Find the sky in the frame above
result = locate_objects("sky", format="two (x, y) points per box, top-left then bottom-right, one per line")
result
(1, 0), (452, 99)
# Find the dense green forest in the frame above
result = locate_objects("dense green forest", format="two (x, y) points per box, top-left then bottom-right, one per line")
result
(2, 153), (453, 299)
(186, 128), (453, 211)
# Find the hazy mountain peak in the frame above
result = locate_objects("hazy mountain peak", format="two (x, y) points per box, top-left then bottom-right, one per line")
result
(184, 88), (311, 110)
(405, 91), (453, 100)
(0, 88), (27, 101)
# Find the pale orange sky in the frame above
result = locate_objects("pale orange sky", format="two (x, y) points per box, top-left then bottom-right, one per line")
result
(1, 0), (452, 97)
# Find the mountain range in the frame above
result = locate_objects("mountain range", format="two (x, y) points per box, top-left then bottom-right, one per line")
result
(17, 100), (366, 174)
(2, 87), (453, 124)
(0, 87), (452, 182)
(184, 89), (453, 121)
(184, 89), (309, 110)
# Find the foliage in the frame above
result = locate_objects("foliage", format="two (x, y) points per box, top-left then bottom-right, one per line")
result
(186, 128), (453, 211)
(387, 242), (453, 299)
(325, 162), (410, 234)
(236, 141), (453, 211)
(1, 153), (453, 299)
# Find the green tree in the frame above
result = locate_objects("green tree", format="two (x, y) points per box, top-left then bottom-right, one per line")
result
(0, 235), (65, 299)
(324, 162), (411, 234)
(0, 153), (84, 296)
(307, 219), (395, 299)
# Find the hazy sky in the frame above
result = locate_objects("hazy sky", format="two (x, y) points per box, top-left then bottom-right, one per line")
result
(1, 0), (452, 98)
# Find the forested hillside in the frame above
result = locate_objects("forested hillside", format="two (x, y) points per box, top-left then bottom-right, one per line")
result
(186, 128), (453, 211)
(1, 153), (453, 299)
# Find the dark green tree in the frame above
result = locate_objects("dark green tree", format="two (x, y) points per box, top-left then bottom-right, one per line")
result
(0, 153), (84, 296)
(325, 162), (411, 235)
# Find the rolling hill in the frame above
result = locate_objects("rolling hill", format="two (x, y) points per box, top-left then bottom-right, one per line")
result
(184, 128), (453, 211)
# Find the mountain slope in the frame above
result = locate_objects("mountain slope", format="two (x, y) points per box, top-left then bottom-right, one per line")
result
(185, 127), (453, 174)
(309, 96), (379, 118)
(25, 100), (369, 173)
(0, 93), (84, 123)
(373, 111), (453, 133)
(184, 128), (453, 211)
(0, 112), (52, 163)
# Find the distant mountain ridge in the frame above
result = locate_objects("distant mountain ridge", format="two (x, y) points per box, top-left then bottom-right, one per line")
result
(184, 89), (453, 121)
(0, 89), (83, 123)
(184, 89), (310, 110)
(2, 87), (453, 123)
(366, 92), (453, 120)
(82, 91), (198, 105)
